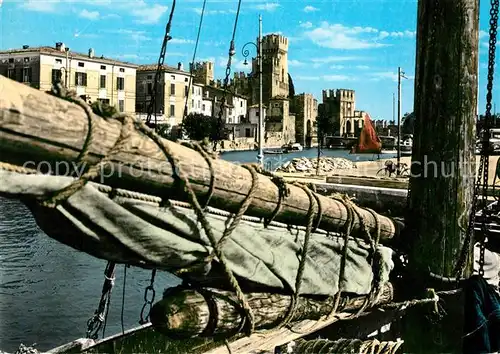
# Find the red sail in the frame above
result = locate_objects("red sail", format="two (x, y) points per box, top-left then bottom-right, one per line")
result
(355, 113), (382, 153)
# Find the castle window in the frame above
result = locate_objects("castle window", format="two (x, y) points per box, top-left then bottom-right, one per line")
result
(101, 65), (106, 70)
(55, 59), (62, 64)
(119, 68), (125, 73)
(78, 62), (84, 67)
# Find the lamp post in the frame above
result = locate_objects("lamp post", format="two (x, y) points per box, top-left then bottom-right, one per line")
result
(397, 67), (408, 175)
(242, 15), (263, 167)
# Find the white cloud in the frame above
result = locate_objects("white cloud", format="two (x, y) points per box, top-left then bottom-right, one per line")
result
(288, 59), (304, 67)
(22, 0), (60, 12)
(254, 3), (279, 11)
(379, 30), (416, 39)
(108, 29), (151, 42)
(323, 75), (355, 81)
(480, 30), (489, 39)
(79, 9), (99, 20)
(299, 21), (313, 29)
(170, 38), (195, 45)
(305, 22), (388, 49)
(369, 71), (414, 82)
(0, 0), (3, 7)
(296, 76), (320, 81)
(193, 8), (236, 15)
(303, 5), (318, 12)
(131, 4), (168, 24)
(330, 65), (345, 70)
(356, 65), (370, 70)
(311, 56), (360, 64)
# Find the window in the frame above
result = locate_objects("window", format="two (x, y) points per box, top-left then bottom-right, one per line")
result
(185, 78), (189, 82)
(170, 75), (175, 80)
(245, 128), (251, 138)
(192, 86), (194, 94)
(170, 83), (175, 96)
(100, 65), (106, 70)
(52, 69), (62, 84)
(147, 75), (152, 80)
(98, 98), (110, 105)
(75, 72), (87, 86)
(100, 75), (106, 89)
(7, 68), (15, 79)
(24, 57), (30, 63)
(118, 100), (124, 112)
(198, 101), (201, 109)
(119, 68), (125, 72)
(78, 62), (84, 67)
(240, 101), (243, 107)
(191, 99), (194, 108)
(202, 104), (206, 111)
(55, 59), (62, 64)
(147, 82), (153, 95)
(117, 77), (124, 90)
(256, 111), (260, 117)
(229, 108), (233, 116)
(8, 58), (14, 63)
(184, 86), (188, 97)
(22, 67), (32, 83)
(169, 104), (175, 117)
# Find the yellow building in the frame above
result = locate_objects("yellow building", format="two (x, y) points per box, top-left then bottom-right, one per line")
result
(136, 63), (212, 134)
(0, 42), (137, 114)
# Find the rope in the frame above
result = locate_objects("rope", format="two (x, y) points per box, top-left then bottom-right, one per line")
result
(250, 165), (290, 227)
(181, 141), (216, 209)
(290, 337), (404, 354)
(277, 183), (316, 327)
(181, 0), (207, 125)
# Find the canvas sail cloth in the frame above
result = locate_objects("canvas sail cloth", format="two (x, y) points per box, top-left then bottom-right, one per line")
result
(0, 168), (394, 297)
(355, 113), (382, 154)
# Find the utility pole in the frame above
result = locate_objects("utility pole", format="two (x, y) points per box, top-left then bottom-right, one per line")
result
(397, 67), (402, 174)
(392, 92), (395, 125)
(257, 14), (264, 167)
(65, 47), (69, 88)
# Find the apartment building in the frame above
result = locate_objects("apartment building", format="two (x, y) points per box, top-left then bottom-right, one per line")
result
(205, 85), (248, 124)
(136, 63), (213, 131)
(0, 42), (137, 114)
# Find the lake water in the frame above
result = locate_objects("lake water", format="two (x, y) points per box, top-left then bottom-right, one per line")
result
(0, 149), (394, 352)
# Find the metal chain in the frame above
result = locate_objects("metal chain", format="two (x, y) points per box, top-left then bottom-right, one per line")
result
(458, 0), (498, 278)
(139, 269), (157, 324)
(145, 0), (176, 127)
(479, 0), (499, 276)
(212, 0), (242, 151)
(85, 262), (116, 339)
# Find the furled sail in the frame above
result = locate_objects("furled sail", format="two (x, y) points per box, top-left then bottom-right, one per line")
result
(355, 113), (382, 154)
(0, 169), (393, 298)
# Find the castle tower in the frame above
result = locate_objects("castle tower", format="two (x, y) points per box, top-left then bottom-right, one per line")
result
(321, 89), (356, 137)
(252, 34), (289, 105)
(190, 61), (214, 85)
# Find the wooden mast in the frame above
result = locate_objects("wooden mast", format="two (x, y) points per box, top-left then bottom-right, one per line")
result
(402, 0), (479, 351)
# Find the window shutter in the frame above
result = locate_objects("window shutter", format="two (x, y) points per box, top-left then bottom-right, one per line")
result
(28, 67), (32, 83)
(83, 73), (87, 86)
(75, 74), (78, 86)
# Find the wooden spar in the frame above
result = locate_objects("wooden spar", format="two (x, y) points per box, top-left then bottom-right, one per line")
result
(0, 76), (400, 241)
(149, 284), (393, 338)
(402, 0), (479, 352)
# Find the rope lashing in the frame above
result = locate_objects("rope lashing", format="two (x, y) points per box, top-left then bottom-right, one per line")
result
(49, 84), (94, 169)
(277, 182), (316, 328)
(38, 86), (134, 208)
(180, 141), (216, 209)
(248, 164), (290, 228)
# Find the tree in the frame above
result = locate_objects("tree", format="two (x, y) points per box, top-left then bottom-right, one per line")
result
(401, 111), (415, 134)
(182, 113), (225, 141)
(288, 73), (295, 99)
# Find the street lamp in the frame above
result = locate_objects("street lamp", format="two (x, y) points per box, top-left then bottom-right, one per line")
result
(241, 15), (263, 167)
(397, 67), (408, 175)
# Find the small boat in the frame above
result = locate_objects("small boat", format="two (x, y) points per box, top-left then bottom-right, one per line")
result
(263, 149), (285, 155)
(282, 142), (303, 152)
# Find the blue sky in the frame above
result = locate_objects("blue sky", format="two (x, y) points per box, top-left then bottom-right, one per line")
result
(0, 0), (498, 120)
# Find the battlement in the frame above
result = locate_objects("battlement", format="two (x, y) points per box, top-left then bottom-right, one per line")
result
(262, 34), (288, 52)
(322, 89), (355, 102)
